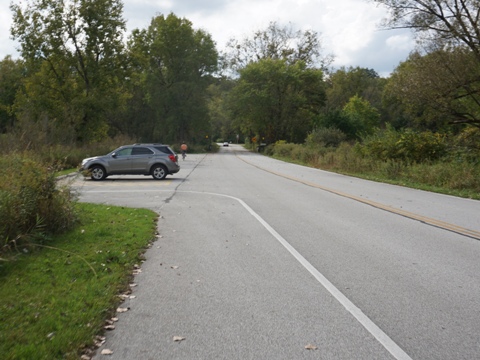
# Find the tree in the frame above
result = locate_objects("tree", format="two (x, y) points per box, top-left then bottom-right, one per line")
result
(0, 56), (24, 133)
(384, 49), (480, 128)
(315, 110), (356, 139)
(342, 95), (381, 137)
(374, 0), (480, 60)
(207, 78), (237, 142)
(222, 21), (333, 74)
(374, 0), (480, 128)
(228, 59), (325, 143)
(325, 67), (386, 112)
(10, 0), (128, 143)
(127, 13), (218, 143)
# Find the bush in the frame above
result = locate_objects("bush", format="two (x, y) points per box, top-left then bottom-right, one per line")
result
(448, 127), (480, 164)
(262, 136), (479, 198)
(0, 153), (78, 255)
(407, 161), (480, 191)
(358, 126), (447, 163)
(306, 127), (347, 148)
(0, 133), (137, 170)
(272, 141), (296, 158)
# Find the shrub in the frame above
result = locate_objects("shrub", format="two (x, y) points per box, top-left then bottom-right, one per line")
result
(263, 144), (275, 156)
(448, 127), (480, 164)
(407, 161), (480, 191)
(306, 127), (347, 148)
(0, 153), (78, 255)
(272, 141), (296, 158)
(0, 133), (137, 170)
(359, 126), (447, 163)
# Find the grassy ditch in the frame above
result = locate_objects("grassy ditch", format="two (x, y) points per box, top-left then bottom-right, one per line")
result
(0, 203), (158, 360)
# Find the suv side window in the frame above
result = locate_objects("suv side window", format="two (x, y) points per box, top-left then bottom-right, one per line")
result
(154, 146), (172, 155)
(132, 147), (154, 155)
(116, 148), (132, 156)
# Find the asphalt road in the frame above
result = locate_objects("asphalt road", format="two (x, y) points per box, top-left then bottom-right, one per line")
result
(72, 144), (480, 360)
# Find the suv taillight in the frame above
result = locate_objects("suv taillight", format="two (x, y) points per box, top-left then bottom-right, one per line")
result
(168, 154), (176, 162)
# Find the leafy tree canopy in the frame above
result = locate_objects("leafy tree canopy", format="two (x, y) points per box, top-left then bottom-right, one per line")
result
(374, 0), (480, 59)
(374, 0), (480, 129)
(0, 56), (24, 133)
(325, 66), (385, 111)
(228, 58), (325, 143)
(10, 0), (128, 143)
(384, 49), (480, 128)
(342, 95), (381, 137)
(222, 21), (333, 74)
(127, 13), (218, 143)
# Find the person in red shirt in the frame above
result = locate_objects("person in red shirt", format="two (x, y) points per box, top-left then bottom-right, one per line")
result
(180, 142), (188, 160)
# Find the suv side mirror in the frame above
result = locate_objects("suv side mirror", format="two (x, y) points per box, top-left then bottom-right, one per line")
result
(111, 153), (117, 158)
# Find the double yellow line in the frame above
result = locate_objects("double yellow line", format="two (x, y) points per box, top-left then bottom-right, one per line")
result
(238, 154), (480, 241)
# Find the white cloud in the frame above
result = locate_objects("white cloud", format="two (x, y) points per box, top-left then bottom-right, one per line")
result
(0, 5), (19, 59)
(386, 34), (415, 52)
(0, 0), (415, 75)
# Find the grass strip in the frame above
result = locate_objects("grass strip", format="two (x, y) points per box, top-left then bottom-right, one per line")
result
(0, 203), (158, 360)
(270, 154), (480, 200)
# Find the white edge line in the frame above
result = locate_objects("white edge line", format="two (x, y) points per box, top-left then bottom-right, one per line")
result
(194, 191), (413, 360)
(78, 188), (412, 359)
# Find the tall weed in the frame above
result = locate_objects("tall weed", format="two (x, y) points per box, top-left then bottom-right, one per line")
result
(0, 153), (78, 255)
(359, 126), (447, 163)
(266, 139), (479, 199)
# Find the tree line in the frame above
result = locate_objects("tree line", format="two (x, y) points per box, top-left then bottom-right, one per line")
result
(0, 0), (479, 155)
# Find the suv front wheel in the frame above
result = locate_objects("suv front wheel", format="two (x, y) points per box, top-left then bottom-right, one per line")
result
(151, 164), (168, 180)
(90, 165), (107, 181)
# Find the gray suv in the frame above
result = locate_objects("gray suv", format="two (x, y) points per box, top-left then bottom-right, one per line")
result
(80, 144), (180, 180)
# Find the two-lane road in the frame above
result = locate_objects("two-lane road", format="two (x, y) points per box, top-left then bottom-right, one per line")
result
(73, 144), (480, 359)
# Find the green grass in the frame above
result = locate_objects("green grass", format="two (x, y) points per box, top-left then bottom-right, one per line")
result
(264, 141), (480, 200)
(0, 203), (158, 360)
(269, 152), (480, 200)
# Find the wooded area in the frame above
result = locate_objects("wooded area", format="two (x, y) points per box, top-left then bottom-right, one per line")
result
(0, 0), (479, 164)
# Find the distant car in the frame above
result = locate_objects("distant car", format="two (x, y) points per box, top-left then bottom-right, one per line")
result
(223, 142), (229, 146)
(79, 144), (180, 181)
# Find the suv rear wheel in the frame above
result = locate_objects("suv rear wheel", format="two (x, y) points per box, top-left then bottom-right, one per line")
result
(90, 165), (107, 181)
(151, 164), (167, 180)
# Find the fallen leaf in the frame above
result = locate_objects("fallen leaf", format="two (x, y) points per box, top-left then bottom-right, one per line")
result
(101, 349), (113, 355)
(94, 339), (106, 347)
(116, 307), (129, 313)
(104, 325), (115, 330)
(111, 317), (118, 322)
(305, 344), (318, 350)
(173, 336), (185, 342)
(80, 355), (91, 360)
(171, 266), (179, 269)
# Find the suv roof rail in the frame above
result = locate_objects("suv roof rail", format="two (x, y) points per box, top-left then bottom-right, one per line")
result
(133, 143), (163, 145)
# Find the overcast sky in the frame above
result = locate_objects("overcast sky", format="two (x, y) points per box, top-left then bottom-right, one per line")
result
(0, 0), (416, 77)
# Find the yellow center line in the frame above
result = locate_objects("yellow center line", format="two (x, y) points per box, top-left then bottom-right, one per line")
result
(237, 154), (480, 241)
